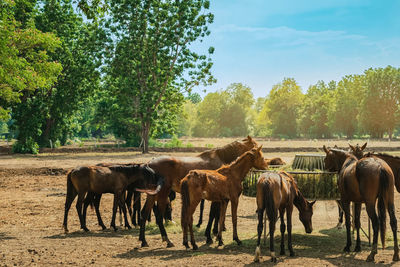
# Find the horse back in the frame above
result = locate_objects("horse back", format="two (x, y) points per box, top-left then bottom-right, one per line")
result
(257, 172), (291, 211)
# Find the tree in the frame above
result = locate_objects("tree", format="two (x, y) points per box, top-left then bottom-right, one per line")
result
(267, 78), (303, 138)
(0, 0), (62, 122)
(359, 66), (400, 138)
(11, 0), (104, 152)
(299, 81), (335, 138)
(106, 0), (215, 153)
(331, 75), (363, 138)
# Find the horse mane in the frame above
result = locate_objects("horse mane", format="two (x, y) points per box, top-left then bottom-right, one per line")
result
(280, 171), (299, 193)
(108, 164), (141, 176)
(217, 149), (254, 175)
(199, 141), (248, 163)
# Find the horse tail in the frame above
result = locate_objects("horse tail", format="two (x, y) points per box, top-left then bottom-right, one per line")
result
(264, 181), (276, 222)
(181, 179), (190, 226)
(378, 167), (390, 249)
(66, 171), (77, 204)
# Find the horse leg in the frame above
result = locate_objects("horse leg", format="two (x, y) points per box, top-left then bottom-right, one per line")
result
(388, 202), (399, 261)
(213, 202), (221, 235)
(119, 192), (131, 229)
(82, 192), (94, 232)
(76, 192), (88, 232)
(254, 208), (264, 262)
(336, 199), (344, 229)
(196, 199), (205, 228)
(231, 198), (241, 245)
(188, 200), (201, 250)
(153, 194), (174, 248)
(63, 186), (77, 233)
(365, 202), (379, 262)
(286, 204), (295, 256)
(279, 208), (286, 255)
(354, 202), (362, 252)
(217, 201), (228, 247)
(93, 193), (106, 230)
(205, 201), (217, 244)
(110, 193), (119, 231)
(269, 212), (277, 262)
(125, 190), (133, 222)
(132, 192), (141, 226)
(342, 200), (352, 252)
(139, 195), (156, 247)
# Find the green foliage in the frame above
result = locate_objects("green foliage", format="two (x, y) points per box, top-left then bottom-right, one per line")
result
(0, 0), (62, 121)
(267, 78), (303, 138)
(12, 137), (39, 154)
(105, 0), (215, 152)
(192, 83), (253, 137)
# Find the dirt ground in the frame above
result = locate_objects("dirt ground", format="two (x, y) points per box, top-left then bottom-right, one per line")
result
(1, 151), (400, 266)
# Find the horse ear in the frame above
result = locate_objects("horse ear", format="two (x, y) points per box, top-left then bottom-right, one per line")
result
(323, 145), (329, 154)
(361, 142), (367, 150)
(310, 200), (316, 206)
(348, 143), (355, 152)
(257, 145), (263, 152)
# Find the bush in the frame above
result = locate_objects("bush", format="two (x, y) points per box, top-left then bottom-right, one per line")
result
(12, 138), (39, 154)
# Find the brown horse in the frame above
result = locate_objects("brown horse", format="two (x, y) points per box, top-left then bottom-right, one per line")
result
(63, 164), (163, 233)
(139, 136), (259, 247)
(254, 171), (315, 263)
(323, 146), (399, 262)
(336, 143), (368, 228)
(365, 152), (400, 193)
(180, 146), (267, 250)
(265, 157), (286, 166)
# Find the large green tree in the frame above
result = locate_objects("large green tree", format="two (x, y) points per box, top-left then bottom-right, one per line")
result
(106, 0), (215, 153)
(359, 66), (400, 138)
(0, 0), (62, 122)
(267, 78), (303, 138)
(299, 81), (335, 138)
(11, 0), (105, 152)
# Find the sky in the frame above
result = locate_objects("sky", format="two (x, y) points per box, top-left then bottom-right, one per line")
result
(191, 0), (400, 98)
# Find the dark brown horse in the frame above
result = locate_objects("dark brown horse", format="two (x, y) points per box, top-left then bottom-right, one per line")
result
(181, 146), (267, 250)
(336, 143), (368, 228)
(139, 136), (259, 247)
(63, 164), (163, 233)
(365, 152), (400, 193)
(265, 157), (286, 166)
(254, 171), (315, 263)
(323, 146), (399, 262)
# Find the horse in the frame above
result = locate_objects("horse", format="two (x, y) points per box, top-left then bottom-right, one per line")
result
(364, 152), (400, 193)
(336, 143), (367, 228)
(62, 164), (164, 233)
(199, 156), (286, 242)
(323, 146), (399, 262)
(180, 146), (267, 250)
(139, 136), (259, 247)
(254, 171), (315, 263)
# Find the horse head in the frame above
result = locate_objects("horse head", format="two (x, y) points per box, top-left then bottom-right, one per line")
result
(299, 199), (316, 234)
(134, 165), (165, 195)
(348, 142), (367, 159)
(251, 145), (267, 170)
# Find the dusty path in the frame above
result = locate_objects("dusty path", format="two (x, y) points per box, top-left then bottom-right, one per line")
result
(1, 153), (400, 266)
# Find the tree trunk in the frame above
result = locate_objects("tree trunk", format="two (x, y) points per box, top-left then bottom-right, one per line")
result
(141, 121), (150, 154)
(40, 118), (55, 147)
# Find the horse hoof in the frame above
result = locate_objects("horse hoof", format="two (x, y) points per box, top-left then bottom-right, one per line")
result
(126, 225), (132, 230)
(141, 241), (149, 247)
(393, 254), (399, 261)
(366, 254), (375, 262)
(206, 238), (213, 244)
(195, 223), (201, 228)
(235, 239), (242, 246)
(183, 242), (190, 249)
(82, 227), (89, 232)
(354, 246), (361, 252)
(343, 246), (350, 253)
(192, 244), (198, 250)
(290, 251), (295, 257)
(218, 241), (224, 247)
(101, 225), (106, 230)
(280, 250), (285, 256)
(166, 242), (175, 248)
(223, 226), (226, 231)
(271, 257), (277, 263)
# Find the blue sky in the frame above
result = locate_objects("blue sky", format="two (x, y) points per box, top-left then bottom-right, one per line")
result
(192, 0), (400, 98)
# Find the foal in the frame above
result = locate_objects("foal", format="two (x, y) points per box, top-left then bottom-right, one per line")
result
(324, 146), (399, 262)
(181, 146), (267, 250)
(254, 171), (315, 263)
(63, 164), (164, 233)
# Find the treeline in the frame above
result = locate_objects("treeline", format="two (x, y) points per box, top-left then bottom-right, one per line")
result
(177, 66), (400, 139)
(1, 1), (400, 154)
